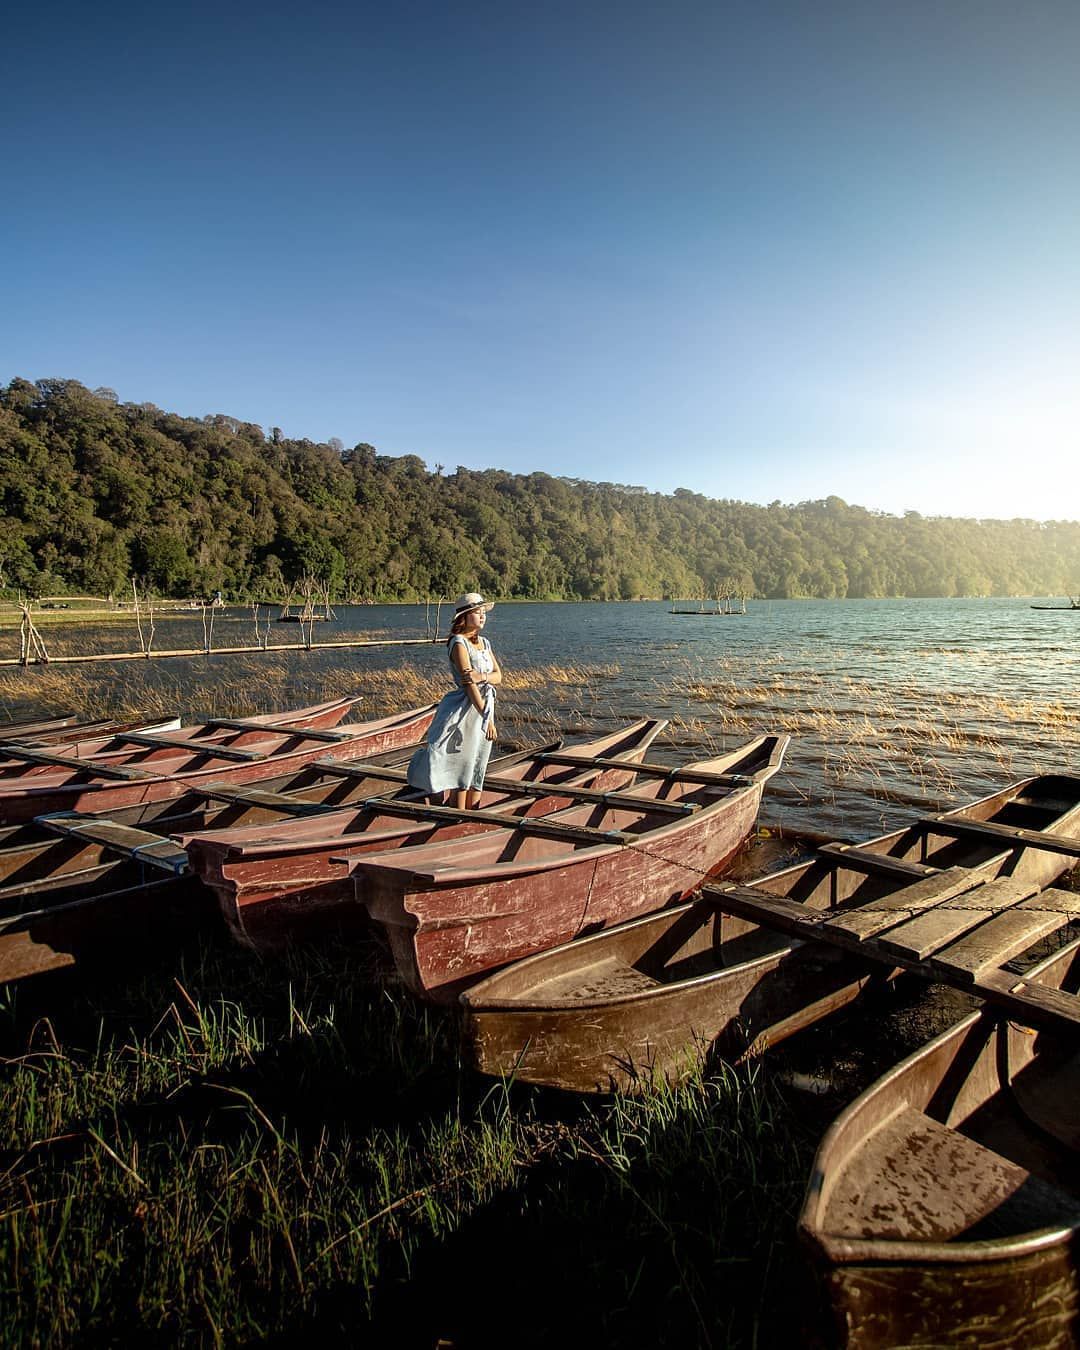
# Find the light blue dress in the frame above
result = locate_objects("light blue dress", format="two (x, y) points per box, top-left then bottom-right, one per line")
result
(407, 635), (496, 793)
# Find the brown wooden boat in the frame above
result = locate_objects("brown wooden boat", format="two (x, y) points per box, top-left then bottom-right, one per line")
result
(0, 736), (550, 985)
(0, 712), (81, 738)
(799, 935), (1080, 1349)
(344, 734), (789, 1003)
(0, 696), (362, 774)
(0, 701), (436, 825)
(182, 718), (669, 949)
(459, 773), (1080, 1092)
(0, 713), (181, 744)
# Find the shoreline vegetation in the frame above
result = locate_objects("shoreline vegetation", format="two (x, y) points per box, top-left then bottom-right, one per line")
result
(3, 378), (1078, 606)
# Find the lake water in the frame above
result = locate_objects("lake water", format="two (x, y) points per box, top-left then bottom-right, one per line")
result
(10, 597), (1078, 842)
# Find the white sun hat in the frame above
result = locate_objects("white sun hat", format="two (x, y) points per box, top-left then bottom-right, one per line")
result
(453, 592), (493, 617)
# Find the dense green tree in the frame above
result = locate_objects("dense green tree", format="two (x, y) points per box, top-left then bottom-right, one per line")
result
(1, 377), (1077, 602)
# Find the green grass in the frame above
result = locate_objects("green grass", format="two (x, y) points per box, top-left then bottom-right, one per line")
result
(0, 930), (816, 1348)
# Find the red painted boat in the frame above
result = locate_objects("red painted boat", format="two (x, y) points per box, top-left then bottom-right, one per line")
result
(181, 718), (669, 950)
(0, 713), (181, 745)
(0, 702), (436, 825)
(344, 734), (789, 1002)
(0, 696), (362, 774)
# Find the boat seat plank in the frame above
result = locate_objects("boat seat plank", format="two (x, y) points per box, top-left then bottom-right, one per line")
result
(876, 878), (1040, 962)
(817, 868), (980, 943)
(33, 813), (189, 874)
(195, 784), (336, 816)
(977, 968), (1080, 1030)
(363, 796), (638, 846)
(921, 815), (1080, 859)
(933, 889), (1080, 982)
(205, 723), (370, 744)
(483, 776), (696, 815)
(0, 747), (157, 780)
(535, 752), (751, 788)
(704, 880), (1080, 1033)
(110, 731), (264, 762)
(815, 842), (938, 880)
(308, 741), (562, 781)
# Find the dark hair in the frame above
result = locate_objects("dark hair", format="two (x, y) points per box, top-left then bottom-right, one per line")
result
(447, 610), (470, 642)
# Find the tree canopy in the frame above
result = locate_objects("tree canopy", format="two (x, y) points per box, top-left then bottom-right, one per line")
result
(2, 377), (1077, 601)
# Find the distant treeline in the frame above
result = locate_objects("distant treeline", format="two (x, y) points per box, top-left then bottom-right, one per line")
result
(1, 377), (1077, 602)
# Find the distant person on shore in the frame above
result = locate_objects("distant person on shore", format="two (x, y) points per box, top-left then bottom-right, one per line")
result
(407, 592), (501, 808)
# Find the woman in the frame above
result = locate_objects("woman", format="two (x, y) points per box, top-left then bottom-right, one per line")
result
(407, 592), (502, 809)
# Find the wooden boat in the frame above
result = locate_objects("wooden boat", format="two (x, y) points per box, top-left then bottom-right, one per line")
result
(0, 737), (549, 985)
(459, 773), (1080, 1092)
(799, 935), (1080, 1349)
(0, 712), (80, 738)
(180, 719), (668, 949)
(345, 734), (789, 1003)
(0, 714), (183, 746)
(0, 701), (436, 825)
(0, 695), (362, 774)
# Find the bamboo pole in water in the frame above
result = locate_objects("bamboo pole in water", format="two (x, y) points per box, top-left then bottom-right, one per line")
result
(0, 637), (442, 666)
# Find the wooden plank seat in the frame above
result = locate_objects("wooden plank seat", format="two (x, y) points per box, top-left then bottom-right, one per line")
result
(819, 867), (993, 943)
(109, 731), (265, 761)
(195, 784), (339, 816)
(326, 762), (693, 815)
(205, 721), (382, 744)
(33, 812), (190, 873)
(309, 740), (562, 782)
(876, 878), (1041, 961)
(534, 753), (753, 788)
(360, 796), (639, 846)
(705, 878), (1080, 1032)
(931, 889), (1080, 981)
(919, 814), (1080, 860)
(815, 841), (940, 881)
(0, 747), (157, 780)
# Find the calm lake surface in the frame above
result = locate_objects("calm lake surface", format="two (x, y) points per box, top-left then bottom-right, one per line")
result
(10, 597), (1079, 842)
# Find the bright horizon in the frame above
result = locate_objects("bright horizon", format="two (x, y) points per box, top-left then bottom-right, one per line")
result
(3, 0), (1079, 522)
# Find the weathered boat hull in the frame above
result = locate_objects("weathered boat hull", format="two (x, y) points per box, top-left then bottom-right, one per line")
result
(0, 703), (436, 824)
(0, 696), (359, 773)
(459, 773), (1080, 1092)
(799, 936), (1080, 1349)
(0, 714), (182, 746)
(353, 736), (788, 1002)
(184, 720), (668, 950)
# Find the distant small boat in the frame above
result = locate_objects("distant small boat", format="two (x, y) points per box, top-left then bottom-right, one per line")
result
(800, 934), (1080, 1349)
(1031, 595), (1080, 610)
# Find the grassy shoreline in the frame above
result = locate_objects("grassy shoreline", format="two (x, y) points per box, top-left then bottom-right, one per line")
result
(0, 926), (819, 1347)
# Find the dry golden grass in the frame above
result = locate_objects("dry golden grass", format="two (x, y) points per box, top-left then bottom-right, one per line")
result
(675, 658), (1078, 810)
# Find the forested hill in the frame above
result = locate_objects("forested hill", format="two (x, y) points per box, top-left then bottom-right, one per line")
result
(2, 377), (1077, 602)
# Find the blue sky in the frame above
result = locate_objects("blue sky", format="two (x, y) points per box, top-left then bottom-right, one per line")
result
(3, 0), (1078, 520)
